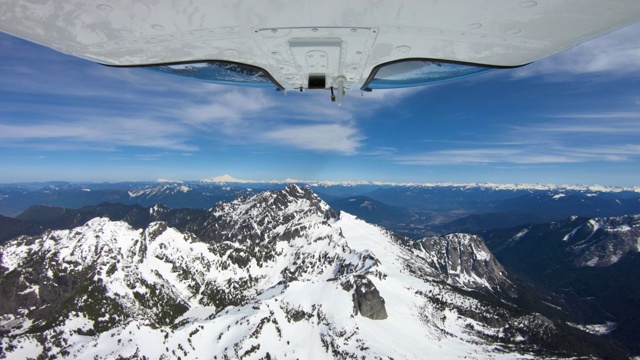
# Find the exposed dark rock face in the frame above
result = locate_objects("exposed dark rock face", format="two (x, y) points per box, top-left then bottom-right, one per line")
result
(413, 233), (516, 297)
(348, 275), (388, 320)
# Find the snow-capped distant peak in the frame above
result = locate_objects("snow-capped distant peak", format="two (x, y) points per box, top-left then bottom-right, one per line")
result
(201, 174), (250, 183)
(198, 175), (640, 193)
(128, 184), (192, 198)
(156, 178), (183, 184)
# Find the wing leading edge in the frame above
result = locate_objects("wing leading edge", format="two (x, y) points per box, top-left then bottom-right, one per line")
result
(1, 1), (639, 103)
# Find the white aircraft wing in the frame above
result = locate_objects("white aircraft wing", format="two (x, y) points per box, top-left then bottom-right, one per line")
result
(2, 1), (639, 101)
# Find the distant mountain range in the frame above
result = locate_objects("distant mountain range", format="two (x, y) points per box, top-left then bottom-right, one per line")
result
(199, 174), (640, 193)
(0, 182), (257, 217)
(2, 179), (640, 239)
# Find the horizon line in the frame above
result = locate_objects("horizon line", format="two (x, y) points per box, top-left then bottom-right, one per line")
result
(2, 175), (639, 192)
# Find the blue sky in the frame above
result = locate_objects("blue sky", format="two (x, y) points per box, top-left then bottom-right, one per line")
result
(1, 23), (640, 186)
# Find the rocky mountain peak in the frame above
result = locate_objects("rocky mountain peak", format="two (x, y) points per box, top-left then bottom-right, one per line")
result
(149, 203), (170, 217)
(203, 184), (337, 243)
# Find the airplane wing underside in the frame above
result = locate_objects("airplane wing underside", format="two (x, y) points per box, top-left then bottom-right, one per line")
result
(1, 0), (639, 101)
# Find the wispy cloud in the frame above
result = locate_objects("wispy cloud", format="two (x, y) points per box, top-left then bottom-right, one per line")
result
(551, 112), (640, 119)
(363, 147), (398, 156)
(263, 124), (364, 154)
(177, 89), (274, 131)
(393, 144), (640, 166)
(0, 117), (197, 151)
(394, 109), (640, 166)
(135, 153), (171, 161)
(511, 112), (640, 137)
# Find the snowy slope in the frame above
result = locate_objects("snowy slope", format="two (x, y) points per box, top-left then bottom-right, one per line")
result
(0, 186), (577, 359)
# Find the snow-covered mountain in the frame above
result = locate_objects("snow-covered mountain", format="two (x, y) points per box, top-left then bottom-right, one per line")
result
(0, 186), (618, 359)
(128, 184), (193, 198)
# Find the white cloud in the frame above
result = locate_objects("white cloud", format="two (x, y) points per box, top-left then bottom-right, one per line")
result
(394, 148), (522, 165)
(551, 112), (640, 119)
(363, 147), (398, 156)
(509, 113), (640, 137)
(513, 122), (640, 136)
(392, 145), (639, 166)
(0, 117), (197, 151)
(135, 153), (171, 161)
(394, 112), (640, 166)
(263, 124), (364, 154)
(174, 88), (274, 129)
